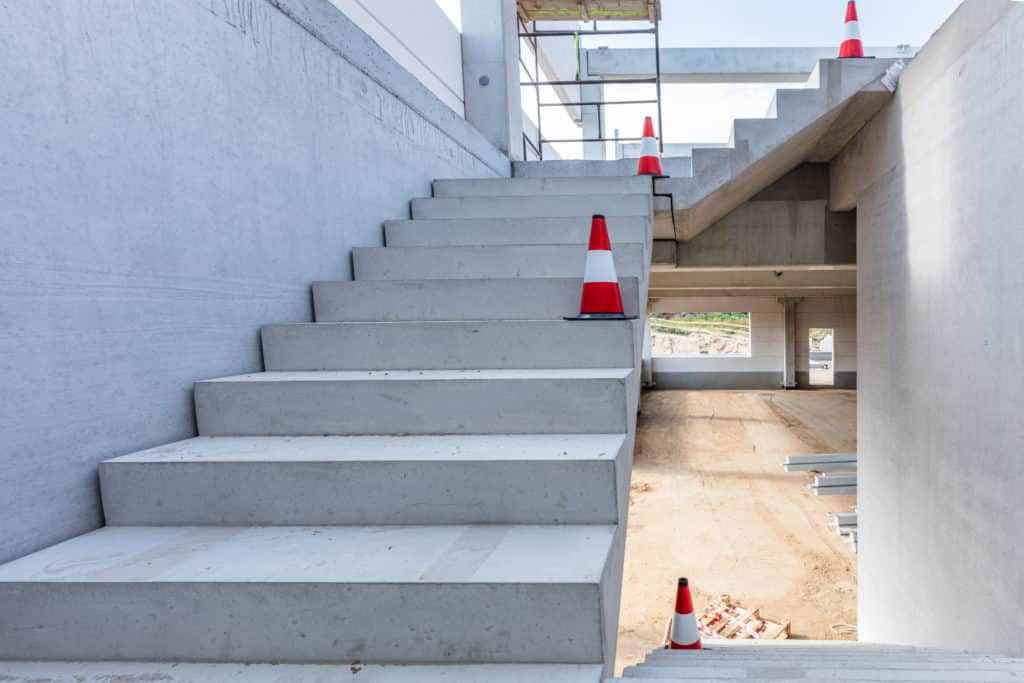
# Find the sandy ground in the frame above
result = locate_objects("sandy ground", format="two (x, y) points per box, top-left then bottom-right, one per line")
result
(651, 330), (751, 357)
(616, 389), (858, 673)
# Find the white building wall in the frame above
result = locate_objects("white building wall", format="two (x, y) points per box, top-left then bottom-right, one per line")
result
(650, 297), (785, 389)
(329, 0), (465, 114)
(796, 296), (858, 388)
(650, 296), (857, 389)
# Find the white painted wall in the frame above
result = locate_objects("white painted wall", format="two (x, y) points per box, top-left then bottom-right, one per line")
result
(796, 297), (857, 377)
(649, 296), (857, 388)
(329, 0), (465, 114)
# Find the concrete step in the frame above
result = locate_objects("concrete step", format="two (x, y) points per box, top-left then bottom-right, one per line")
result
(411, 194), (652, 220)
(384, 216), (649, 248)
(0, 524), (616, 663)
(99, 434), (627, 525)
(194, 369), (634, 436)
(262, 320), (637, 371)
(432, 176), (652, 197)
(312, 278), (642, 322)
(639, 654), (1024, 668)
(621, 664), (1024, 681)
(352, 244), (645, 280)
(0, 662), (605, 683)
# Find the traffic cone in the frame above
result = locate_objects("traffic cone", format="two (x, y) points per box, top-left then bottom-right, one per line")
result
(838, 1), (865, 58)
(566, 215), (635, 321)
(636, 116), (664, 176)
(668, 578), (702, 650)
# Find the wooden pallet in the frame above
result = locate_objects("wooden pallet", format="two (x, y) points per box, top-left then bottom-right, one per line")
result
(697, 594), (791, 641)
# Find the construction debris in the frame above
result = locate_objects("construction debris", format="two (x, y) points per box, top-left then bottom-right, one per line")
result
(697, 594), (791, 641)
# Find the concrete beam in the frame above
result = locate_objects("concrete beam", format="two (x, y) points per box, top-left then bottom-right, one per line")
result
(585, 46), (917, 83)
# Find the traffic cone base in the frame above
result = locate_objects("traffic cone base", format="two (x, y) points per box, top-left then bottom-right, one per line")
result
(566, 215), (637, 321)
(637, 116), (664, 177)
(839, 1), (865, 58)
(668, 578), (702, 650)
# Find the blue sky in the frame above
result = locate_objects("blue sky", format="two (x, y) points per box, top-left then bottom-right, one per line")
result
(656, 1), (962, 48)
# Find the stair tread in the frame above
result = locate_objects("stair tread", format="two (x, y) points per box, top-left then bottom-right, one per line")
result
(0, 524), (615, 584)
(0, 662), (607, 683)
(104, 434), (627, 464)
(200, 368), (634, 383)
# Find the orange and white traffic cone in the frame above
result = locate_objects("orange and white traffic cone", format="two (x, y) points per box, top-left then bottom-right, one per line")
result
(838, 1), (865, 58)
(636, 116), (664, 176)
(668, 578), (702, 650)
(566, 215), (636, 321)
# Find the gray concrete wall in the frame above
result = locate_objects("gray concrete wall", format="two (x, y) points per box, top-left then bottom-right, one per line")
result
(831, 0), (1024, 655)
(0, 0), (506, 564)
(676, 164), (856, 267)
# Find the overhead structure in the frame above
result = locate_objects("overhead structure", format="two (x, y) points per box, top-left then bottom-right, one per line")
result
(517, 0), (660, 22)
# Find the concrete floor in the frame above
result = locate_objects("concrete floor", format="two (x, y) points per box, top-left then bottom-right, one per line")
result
(616, 389), (858, 673)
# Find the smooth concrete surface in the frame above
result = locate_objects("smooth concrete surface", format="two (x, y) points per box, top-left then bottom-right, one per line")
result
(433, 176), (652, 197)
(673, 164), (857, 268)
(513, 157), (693, 179)
(313, 278), (642, 321)
(0, 524), (614, 663)
(0, 0), (505, 565)
(262, 320), (636, 370)
(655, 59), (898, 242)
(353, 244), (645, 280)
(833, 0), (1024, 656)
(385, 216), (649, 247)
(649, 265), (856, 299)
(0, 662), (606, 683)
(585, 46), (918, 83)
(99, 435), (625, 525)
(329, 0), (464, 112)
(411, 194), (653, 220)
(651, 372), (783, 390)
(461, 0), (522, 160)
(194, 369), (634, 436)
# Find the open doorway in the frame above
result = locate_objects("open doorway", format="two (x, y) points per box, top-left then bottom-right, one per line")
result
(809, 328), (835, 387)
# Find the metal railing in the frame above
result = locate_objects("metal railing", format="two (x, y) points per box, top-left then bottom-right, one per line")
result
(519, 20), (664, 160)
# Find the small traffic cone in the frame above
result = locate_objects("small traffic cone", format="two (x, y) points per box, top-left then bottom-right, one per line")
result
(566, 215), (636, 321)
(636, 116), (664, 176)
(668, 578), (702, 650)
(838, 1), (865, 58)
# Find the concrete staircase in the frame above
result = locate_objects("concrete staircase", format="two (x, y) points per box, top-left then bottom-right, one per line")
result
(514, 59), (903, 246)
(0, 177), (653, 681)
(615, 641), (1024, 681)
(656, 58), (902, 243)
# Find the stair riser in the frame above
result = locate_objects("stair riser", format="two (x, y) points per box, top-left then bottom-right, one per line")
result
(411, 195), (652, 220)
(262, 322), (636, 371)
(194, 376), (631, 436)
(312, 278), (642, 322)
(624, 667), (1024, 680)
(0, 583), (603, 663)
(352, 244), (645, 281)
(385, 217), (648, 248)
(432, 177), (653, 197)
(100, 458), (620, 526)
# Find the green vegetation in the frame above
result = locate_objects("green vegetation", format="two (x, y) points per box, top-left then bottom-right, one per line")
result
(651, 313), (751, 338)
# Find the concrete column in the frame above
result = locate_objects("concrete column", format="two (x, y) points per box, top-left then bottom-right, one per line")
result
(461, 0), (523, 160)
(779, 298), (800, 389)
(582, 80), (605, 160)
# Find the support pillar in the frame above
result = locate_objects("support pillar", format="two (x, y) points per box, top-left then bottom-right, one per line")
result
(581, 80), (606, 160)
(779, 298), (801, 389)
(461, 0), (523, 160)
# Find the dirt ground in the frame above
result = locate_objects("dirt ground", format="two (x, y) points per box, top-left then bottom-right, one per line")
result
(616, 389), (858, 673)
